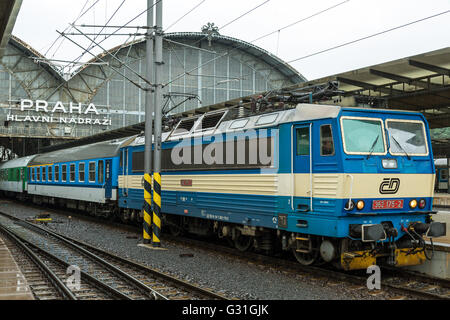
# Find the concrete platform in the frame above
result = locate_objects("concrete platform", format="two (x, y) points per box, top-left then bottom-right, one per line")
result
(0, 236), (34, 300)
(433, 193), (450, 208)
(405, 209), (450, 279)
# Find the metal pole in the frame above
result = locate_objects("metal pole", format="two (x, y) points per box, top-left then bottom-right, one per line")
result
(152, 0), (163, 247)
(143, 0), (154, 244)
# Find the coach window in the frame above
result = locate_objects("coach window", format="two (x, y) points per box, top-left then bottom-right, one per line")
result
(320, 125), (335, 156)
(70, 164), (75, 182)
(62, 164), (67, 182)
(89, 162), (96, 183)
(43, 167), (48, 182)
(37, 167), (41, 181)
(79, 163), (85, 182)
(55, 165), (59, 182)
(296, 127), (310, 156)
(98, 160), (104, 184)
(48, 166), (53, 182)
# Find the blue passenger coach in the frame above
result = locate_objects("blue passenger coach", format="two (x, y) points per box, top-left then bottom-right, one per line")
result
(118, 104), (446, 270)
(27, 138), (131, 216)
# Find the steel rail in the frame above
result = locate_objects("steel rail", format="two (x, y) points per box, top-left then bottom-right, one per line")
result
(0, 223), (77, 300)
(12, 217), (168, 300)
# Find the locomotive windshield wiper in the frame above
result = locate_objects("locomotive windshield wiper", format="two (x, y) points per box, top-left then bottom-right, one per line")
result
(391, 135), (411, 160)
(366, 135), (380, 160)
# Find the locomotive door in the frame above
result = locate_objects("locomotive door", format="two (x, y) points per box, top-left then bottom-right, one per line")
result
(105, 159), (112, 199)
(293, 124), (312, 212)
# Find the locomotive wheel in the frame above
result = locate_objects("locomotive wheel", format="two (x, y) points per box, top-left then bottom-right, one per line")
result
(167, 216), (184, 237)
(292, 247), (319, 265)
(234, 234), (253, 252)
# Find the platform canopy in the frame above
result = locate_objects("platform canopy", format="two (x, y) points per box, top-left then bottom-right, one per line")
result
(42, 47), (450, 157)
(284, 47), (450, 157)
(0, 0), (22, 58)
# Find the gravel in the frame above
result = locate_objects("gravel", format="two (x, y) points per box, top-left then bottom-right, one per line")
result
(0, 200), (394, 300)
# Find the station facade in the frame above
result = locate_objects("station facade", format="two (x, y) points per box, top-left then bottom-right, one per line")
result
(0, 32), (305, 157)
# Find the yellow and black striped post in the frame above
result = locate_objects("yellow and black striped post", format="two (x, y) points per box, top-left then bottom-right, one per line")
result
(143, 173), (152, 244)
(152, 172), (162, 247)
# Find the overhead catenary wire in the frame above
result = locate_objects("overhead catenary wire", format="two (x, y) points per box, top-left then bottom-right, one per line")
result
(164, 0), (348, 89)
(165, 0), (208, 32)
(286, 9), (450, 64)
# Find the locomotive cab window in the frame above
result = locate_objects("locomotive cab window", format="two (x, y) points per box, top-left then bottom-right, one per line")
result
(340, 117), (386, 155)
(296, 127), (309, 156)
(320, 125), (335, 156)
(386, 119), (428, 156)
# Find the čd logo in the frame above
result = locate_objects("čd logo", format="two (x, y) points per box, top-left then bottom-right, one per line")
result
(379, 178), (400, 194)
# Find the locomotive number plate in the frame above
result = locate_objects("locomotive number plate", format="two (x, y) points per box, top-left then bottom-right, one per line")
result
(372, 199), (403, 210)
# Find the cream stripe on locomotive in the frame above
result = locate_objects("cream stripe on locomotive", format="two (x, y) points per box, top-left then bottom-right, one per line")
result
(118, 173), (435, 199)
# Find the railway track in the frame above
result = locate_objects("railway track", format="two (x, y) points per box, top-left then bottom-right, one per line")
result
(0, 211), (229, 300)
(160, 233), (450, 300)
(1, 200), (449, 300)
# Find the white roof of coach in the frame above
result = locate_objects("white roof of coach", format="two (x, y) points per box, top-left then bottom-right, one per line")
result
(0, 155), (37, 169)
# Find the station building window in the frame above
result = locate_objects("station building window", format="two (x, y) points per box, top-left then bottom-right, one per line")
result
(79, 163), (85, 182)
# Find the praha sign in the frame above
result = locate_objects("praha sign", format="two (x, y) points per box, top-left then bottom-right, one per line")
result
(6, 99), (112, 126)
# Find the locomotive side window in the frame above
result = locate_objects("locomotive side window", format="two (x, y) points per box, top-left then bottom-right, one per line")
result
(320, 125), (335, 156)
(61, 165), (67, 182)
(55, 165), (59, 182)
(89, 162), (96, 182)
(296, 127), (309, 156)
(98, 160), (104, 184)
(70, 164), (75, 182)
(132, 151), (145, 172)
(79, 163), (85, 182)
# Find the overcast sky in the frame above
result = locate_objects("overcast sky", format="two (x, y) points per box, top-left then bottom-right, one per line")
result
(12, 0), (450, 80)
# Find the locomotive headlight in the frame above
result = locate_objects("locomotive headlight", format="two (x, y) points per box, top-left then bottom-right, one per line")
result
(409, 199), (418, 209)
(418, 199), (426, 209)
(356, 200), (365, 210)
(382, 159), (397, 169)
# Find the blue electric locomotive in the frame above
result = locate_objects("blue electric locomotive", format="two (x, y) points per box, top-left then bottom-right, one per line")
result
(117, 103), (446, 270)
